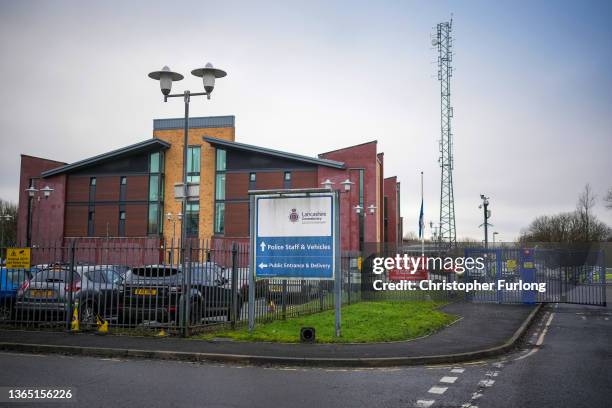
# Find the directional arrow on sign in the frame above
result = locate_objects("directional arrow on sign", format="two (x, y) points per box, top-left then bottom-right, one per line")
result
(259, 262), (268, 269)
(260, 241), (266, 252)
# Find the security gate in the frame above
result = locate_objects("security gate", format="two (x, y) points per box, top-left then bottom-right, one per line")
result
(464, 247), (606, 306)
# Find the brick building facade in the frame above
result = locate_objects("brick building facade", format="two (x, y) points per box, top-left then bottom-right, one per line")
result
(17, 116), (402, 255)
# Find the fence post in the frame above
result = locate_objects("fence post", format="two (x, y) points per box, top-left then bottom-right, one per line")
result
(281, 279), (287, 320)
(347, 258), (351, 305)
(66, 239), (76, 332)
(230, 243), (238, 329)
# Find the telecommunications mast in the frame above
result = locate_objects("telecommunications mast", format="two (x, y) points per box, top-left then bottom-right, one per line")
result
(432, 18), (456, 246)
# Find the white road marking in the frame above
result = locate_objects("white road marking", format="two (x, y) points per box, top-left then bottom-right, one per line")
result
(604, 317), (609, 321)
(428, 386), (448, 394)
(536, 313), (555, 346)
(486, 371), (499, 377)
(581, 316), (586, 321)
(471, 392), (483, 399)
(440, 376), (457, 384)
(492, 362), (504, 368)
(478, 379), (495, 387)
(415, 400), (435, 408)
(451, 368), (465, 373)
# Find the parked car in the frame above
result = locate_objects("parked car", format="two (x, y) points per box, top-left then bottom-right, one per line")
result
(14, 264), (126, 324)
(0, 267), (34, 321)
(120, 262), (241, 325)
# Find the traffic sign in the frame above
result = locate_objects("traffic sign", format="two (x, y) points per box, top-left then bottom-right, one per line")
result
(253, 194), (336, 280)
(6, 247), (31, 269)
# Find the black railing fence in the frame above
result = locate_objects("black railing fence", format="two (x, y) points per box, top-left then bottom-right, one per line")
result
(0, 240), (608, 335)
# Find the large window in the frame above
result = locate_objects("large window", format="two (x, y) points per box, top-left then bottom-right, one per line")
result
(186, 203), (199, 237)
(214, 148), (227, 234)
(215, 174), (226, 200)
(216, 148), (226, 171)
(187, 146), (201, 183)
(214, 203), (225, 234)
(147, 151), (164, 235)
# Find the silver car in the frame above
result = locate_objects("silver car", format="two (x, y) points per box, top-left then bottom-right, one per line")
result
(15, 265), (125, 324)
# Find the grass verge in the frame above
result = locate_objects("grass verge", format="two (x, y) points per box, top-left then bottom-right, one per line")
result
(195, 300), (457, 343)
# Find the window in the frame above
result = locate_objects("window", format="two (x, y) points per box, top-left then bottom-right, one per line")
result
(186, 146), (201, 183)
(150, 152), (161, 173)
(215, 174), (226, 200)
(149, 175), (160, 201)
(148, 152), (164, 236)
(216, 149), (226, 171)
(88, 210), (95, 236)
(214, 203), (225, 234)
(90, 177), (96, 186)
(214, 148), (227, 235)
(186, 203), (199, 237)
(249, 172), (256, 182)
(147, 203), (160, 234)
(118, 210), (126, 237)
(284, 171), (292, 181)
(120, 177), (127, 185)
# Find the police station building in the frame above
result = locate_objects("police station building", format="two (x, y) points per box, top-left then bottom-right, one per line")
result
(17, 116), (402, 254)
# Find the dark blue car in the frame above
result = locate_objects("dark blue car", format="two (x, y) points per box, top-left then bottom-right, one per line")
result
(0, 267), (35, 321)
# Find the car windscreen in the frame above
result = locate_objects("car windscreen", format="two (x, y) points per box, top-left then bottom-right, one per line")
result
(33, 269), (80, 283)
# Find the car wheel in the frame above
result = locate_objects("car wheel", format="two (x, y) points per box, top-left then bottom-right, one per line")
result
(80, 303), (96, 325)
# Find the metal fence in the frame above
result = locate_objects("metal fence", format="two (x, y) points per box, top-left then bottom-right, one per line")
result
(464, 247), (607, 306)
(0, 240), (362, 335)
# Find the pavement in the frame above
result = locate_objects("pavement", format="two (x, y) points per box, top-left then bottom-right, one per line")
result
(0, 301), (539, 366)
(0, 302), (609, 408)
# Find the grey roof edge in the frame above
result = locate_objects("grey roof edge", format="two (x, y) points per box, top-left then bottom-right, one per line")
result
(203, 137), (345, 169)
(41, 139), (171, 178)
(154, 115), (235, 130)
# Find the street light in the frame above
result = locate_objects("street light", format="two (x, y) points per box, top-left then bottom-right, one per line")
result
(493, 231), (499, 245)
(25, 184), (54, 247)
(479, 194), (492, 249)
(340, 179), (354, 191)
(149, 61), (226, 336)
(0, 212), (12, 258)
(191, 63), (227, 99)
(321, 179), (334, 190)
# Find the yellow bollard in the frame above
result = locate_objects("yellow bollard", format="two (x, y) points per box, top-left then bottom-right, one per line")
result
(156, 329), (167, 337)
(70, 302), (80, 332)
(96, 315), (108, 334)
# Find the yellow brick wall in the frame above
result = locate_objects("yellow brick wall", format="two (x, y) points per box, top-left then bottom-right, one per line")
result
(153, 126), (235, 244)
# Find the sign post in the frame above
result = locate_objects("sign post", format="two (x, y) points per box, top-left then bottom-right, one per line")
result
(248, 189), (339, 335)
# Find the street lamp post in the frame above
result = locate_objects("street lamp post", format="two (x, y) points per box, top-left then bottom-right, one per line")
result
(479, 194), (492, 249)
(149, 62), (226, 337)
(25, 184), (54, 247)
(493, 231), (499, 246)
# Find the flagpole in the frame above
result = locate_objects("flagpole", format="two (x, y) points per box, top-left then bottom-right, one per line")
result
(421, 171), (424, 257)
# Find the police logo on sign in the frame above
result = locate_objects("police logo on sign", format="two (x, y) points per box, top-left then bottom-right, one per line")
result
(289, 208), (299, 223)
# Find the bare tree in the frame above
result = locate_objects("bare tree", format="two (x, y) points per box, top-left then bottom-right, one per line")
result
(577, 183), (597, 241)
(402, 231), (419, 242)
(520, 184), (612, 243)
(0, 198), (18, 249)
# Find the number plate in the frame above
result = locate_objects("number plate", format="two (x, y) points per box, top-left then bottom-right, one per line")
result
(134, 288), (157, 296)
(29, 290), (54, 298)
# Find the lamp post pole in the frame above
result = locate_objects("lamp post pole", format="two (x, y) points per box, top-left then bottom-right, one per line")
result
(25, 185), (54, 248)
(149, 63), (227, 337)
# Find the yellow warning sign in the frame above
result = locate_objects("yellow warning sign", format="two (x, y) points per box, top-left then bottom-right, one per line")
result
(506, 259), (517, 271)
(6, 247), (31, 269)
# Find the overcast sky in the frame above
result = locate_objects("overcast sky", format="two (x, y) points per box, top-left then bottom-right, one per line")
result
(1, 0), (611, 240)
